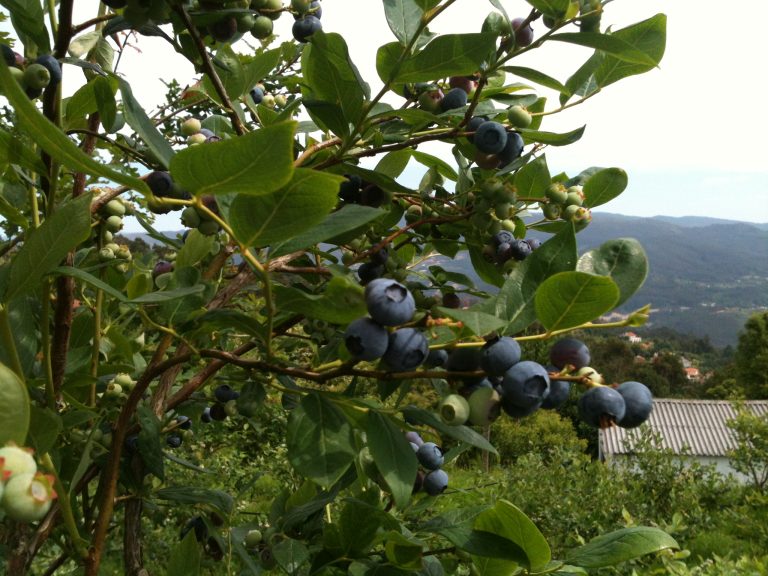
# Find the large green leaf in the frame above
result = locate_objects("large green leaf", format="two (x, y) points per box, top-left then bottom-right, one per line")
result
(549, 32), (658, 66)
(582, 167), (628, 208)
(0, 0), (50, 52)
(534, 271), (620, 332)
(0, 60), (149, 195)
(577, 238), (648, 307)
(473, 500), (551, 572)
(156, 486), (234, 517)
(273, 538), (310, 574)
(229, 168), (343, 247)
(436, 307), (506, 337)
(0, 361), (30, 445)
(202, 45), (281, 103)
(383, 0), (424, 45)
(52, 266), (128, 303)
(366, 412), (418, 509)
(0, 129), (46, 173)
(170, 121), (296, 197)
(514, 155), (550, 199)
(474, 224), (577, 334)
(118, 79), (174, 169)
(273, 276), (366, 324)
(594, 14), (666, 89)
(302, 32), (367, 137)
(26, 405), (62, 454)
(525, 0), (571, 19)
(503, 66), (569, 95)
(168, 531), (201, 576)
(566, 526), (678, 569)
(519, 125), (585, 146)
(271, 205), (385, 257)
(3, 193), (92, 303)
(287, 392), (356, 488)
(377, 34), (497, 84)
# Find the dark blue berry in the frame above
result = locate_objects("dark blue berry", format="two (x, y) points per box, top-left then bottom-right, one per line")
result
(541, 365), (571, 409)
(292, 15), (321, 42)
(365, 278), (415, 326)
(416, 442), (444, 470)
(500, 361), (550, 417)
(481, 336), (522, 376)
(35, 54), (62, 85)
(578, 386), (626, 428)
(344, 317), (389, 361)
(423, 469), (449, 495)
(474, 121), (508, 154)
(498, 131), (524, 166)
(550, 337), (591, 370)
(382, 328), (428, 372)
(440, 87), (468, 112)
(616, 381), (652, 428)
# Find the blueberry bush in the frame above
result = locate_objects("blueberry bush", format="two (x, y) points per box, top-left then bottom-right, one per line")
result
(0, 0), (675, 573)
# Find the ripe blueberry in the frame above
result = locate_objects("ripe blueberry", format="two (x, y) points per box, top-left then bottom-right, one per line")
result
(578, 386), (626, 428)
(292, 15), (321, 43)
(166, 434), (183, 448)
(146, 171), (174, 198)
(492, 230), (514, 246)
(34, 54), (62, 86)
(481, 336), (522, 376)
(440, 87), (468, 112)
(339, 174), (362, 202)
(357, 262), (384, 285)
(344, 317), (389, 361)
(214, 384), (239, 403)
(497, 131), (524, 167)
(416, 442), (444, 470)
(511, 18), (534, 48)
(365, 278), (416, 326)
(616, 381), (653, 428)
(500, 360), (550, 417)
(540, 366), (571, 409)
(423, 469), (449, 495)
(474, 121), (508, 154)
(404, 431), (424, 447)
(549, 337), (591, 370)
(504, 239), (532, 262)
(465, 115), (487, 143)
(424, 348), (449, 368)
(382, 328), (428, 372)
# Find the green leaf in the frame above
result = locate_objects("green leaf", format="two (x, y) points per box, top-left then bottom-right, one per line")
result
(549, 32), (658, 66)
(175, 229), (215, 269)
(273, 538), (310, 575)
(475, 224), (577, 334)
(26, 405), (63, 455)
(168, 531), (201, 576)
(116, 78), (174, 169)
(514, 155), (550, 199)
(0, 129), (46, 173)
(534, 271), (620, 332)
(339, 499), (400, 555)
(68, 30), (101, 58)
(436, 307), (506, 337)
(137, 405), (164, 481)
(170, 121), (296, 197)
(519, 125), (585, 146)
(566, 526), (678, 569)
(52, 266), (128, 302)
(274, 276), (366, 324)
(156, 486), (234, 517)
(378, 34), (497, 84)
(229, 168), (344, 247)
(286, 392), (356, 488)
(129, 285), (206, 304)
(376, 149), (412, 179)
(594, 15), (667, 89)
(0, 0), (50, 52)
(503, 66), (569, 95)
(302, 32), (367, 137)
(443, 529), (528, 562)
(561, 54), (601, 106)
(474, 500), (551, 571)
(582, 167), (628, 208)
(401, 406), (498, 455)
(4, 193), (92, 303)
(0, 60), (149, 195)
(202, 45), (280, 103)
(0, 361), (30, 446)
(366, 412), (418, 509)
(525, 0), (571, 18)
(577, 238), (648, 307)
(384, 531), (424, 570)
(411, 150), (458, 181)
(271, 205), (385, 257)
(383, 0), (424, 45)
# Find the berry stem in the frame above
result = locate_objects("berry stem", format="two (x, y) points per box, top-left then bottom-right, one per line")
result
(40, 452), (89, 560)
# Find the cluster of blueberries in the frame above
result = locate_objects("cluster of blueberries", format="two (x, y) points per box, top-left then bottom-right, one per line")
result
(405, 432), (449, 496)
(1, 44), (61, 100)
(201, 384), (242, 423)
(483, 229), (542, 268)
(343, 279), (429, 372)
(426, 336), (653, 430)
(542, 181), (592, 224)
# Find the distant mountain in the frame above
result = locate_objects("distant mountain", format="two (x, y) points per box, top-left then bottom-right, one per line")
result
(124, 213), (767, 347)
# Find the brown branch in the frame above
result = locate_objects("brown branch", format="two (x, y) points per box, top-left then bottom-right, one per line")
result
(72, 13), (117, 36)
(172, 4), (246, 136)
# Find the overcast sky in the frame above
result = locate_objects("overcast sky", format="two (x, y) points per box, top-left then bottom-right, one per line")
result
(31, 1), (768, 227)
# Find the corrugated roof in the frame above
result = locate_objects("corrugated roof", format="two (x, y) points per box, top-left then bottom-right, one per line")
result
(600, 399), (768, 458)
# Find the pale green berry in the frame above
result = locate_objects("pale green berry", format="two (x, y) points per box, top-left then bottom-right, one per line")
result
(181, 118), (202, 136)
(0, 445), (37, 481)
(1, 472), (56, 522)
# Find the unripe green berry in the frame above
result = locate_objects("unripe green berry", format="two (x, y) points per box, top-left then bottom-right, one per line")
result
(224, 399), (239, 417)
(104, 215), (123, 232)
(0, 445), (38, 480)
(501, 219), (516, 233)
(507, 105), (532, 128)
(494, 202), (511, 220)
(187, 133), (207, 146)
(103, 199), (126, 217)
(262, 93), (276, 108)
(181, 118), (202, 136)
(274, 94), (287, 107)
(245, 529), (263, 547)
(98, 247), (116, 262)
(23, 63), (51, 90)
(198, 219), (220, 236)
(181, 206), (202, 228)
(545, 182), (568, 204)
(566, 186), (584, 206)
(542, 203), (562, 220)
(251, 15), (274, 39)
(440, 394), (470, 426)
(1, 472), (56, 522)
